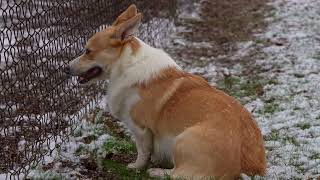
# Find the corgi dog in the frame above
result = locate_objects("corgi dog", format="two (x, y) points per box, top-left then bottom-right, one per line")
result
(66, 4), (266, 179)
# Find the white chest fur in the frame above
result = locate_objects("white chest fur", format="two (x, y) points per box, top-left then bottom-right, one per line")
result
(107, 85), (139, 122)
(107, 38), (179, 121)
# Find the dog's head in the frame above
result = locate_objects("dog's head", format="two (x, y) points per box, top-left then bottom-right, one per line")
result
(66, 4), (142, 84)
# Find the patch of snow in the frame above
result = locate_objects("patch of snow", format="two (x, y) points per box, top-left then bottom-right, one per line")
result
(250, 0), (320, 178)
(97, 95), (108, 111)
(245, 98), (265, 113)
(27, 116), (112, 179)
(231, 41), (254, 60)
(178, 0), (202, 21)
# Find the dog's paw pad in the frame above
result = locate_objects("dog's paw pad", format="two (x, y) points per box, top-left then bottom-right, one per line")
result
(147, 168), (171, 177)
(127, 162), (143, 169)
(127, 163), (137, 169)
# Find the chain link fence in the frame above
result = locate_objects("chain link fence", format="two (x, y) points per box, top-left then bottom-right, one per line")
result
(0, 0), (177, 178)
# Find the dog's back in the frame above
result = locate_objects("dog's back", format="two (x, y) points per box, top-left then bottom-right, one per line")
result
(132, 68), (266, 178)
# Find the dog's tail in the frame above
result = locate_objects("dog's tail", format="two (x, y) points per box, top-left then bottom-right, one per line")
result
(240, 108), (267, 176)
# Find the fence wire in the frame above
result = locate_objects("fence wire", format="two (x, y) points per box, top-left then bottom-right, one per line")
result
(0, 0), (177, 178)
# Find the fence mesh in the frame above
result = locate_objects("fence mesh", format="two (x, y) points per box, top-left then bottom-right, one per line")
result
(0, 0), (177, 178)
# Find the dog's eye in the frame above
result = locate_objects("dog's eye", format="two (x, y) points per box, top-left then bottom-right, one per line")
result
(85, 48), (91, 55)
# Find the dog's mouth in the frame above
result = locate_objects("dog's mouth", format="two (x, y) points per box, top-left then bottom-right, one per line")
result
(77, 66), (103, 84)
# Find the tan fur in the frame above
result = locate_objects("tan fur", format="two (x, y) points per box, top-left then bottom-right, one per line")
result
(131, 67), (266, 179)
(112, 4), (138, 26)
(85, 27), (140, 62)
(70, 6), (141, 74)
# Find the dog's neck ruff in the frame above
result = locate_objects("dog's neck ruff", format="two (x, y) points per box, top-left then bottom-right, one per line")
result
(107, 37), (180, 117)
(109, 38), (180, 88)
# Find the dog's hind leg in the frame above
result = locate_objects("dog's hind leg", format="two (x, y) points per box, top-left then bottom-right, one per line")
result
(171, 121), (241, 180)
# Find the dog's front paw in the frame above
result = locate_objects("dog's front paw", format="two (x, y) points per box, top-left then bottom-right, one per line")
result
(127, 162), (145, 170)
(147, 168), (172, 177)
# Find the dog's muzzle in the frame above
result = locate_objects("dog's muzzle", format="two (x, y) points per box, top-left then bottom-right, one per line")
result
(64, 65), (103, 84)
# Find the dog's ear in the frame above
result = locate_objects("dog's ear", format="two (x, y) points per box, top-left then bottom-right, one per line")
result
(112, 4), (137, 26)
(114, 13), (142, 41)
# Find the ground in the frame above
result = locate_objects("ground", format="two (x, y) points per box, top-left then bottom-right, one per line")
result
(26, 0), (320, 179)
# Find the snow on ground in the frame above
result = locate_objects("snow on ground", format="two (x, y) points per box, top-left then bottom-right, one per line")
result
(8, 0), (320, 179)
(27, 111), (112, 179)
(250, 0), (320, 178)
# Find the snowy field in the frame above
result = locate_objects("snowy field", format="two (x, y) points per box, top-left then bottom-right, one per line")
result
(249, 0), (320, 178)
(1, 0), (320, 179)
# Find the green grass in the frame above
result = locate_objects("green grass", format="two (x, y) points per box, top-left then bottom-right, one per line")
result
(264, 129), (299, 146)
(264, 129), (280, 141)
(310, 153), (320, 160)
(73, 128), (83, 137)
(257, 101), (280, 115)
(94, 108), (105, 123)
(255, 39), (265, 44)
(217, 76), (264, 99)
(101, 160), (153, 180)
(296, 123), (311, 130)
(103, 137), (136, 154)
(312, 53), (320, 60)
(216, 75), (278, 103)
(283, 136), (300, 147)
(75, 145), (87, 156)
(99, 137), (176, 179)
(217, 76), (241, 92)
(91, 126), (106, 137)
(101, 159), (173, 180)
